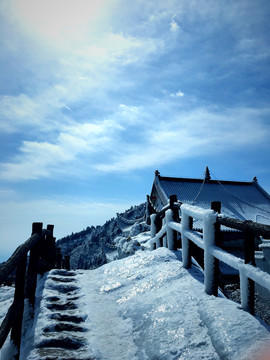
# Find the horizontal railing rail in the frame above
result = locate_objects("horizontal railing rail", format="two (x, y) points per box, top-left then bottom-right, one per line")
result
(216, 216), (270, 238)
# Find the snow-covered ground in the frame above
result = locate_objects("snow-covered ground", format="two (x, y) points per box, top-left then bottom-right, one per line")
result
(1, 229), (270, 360)
(0, 286), (15, 360)
(0, 286), (14, 323)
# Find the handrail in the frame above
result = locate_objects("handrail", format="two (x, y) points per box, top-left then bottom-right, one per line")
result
(217, 216), (270, 237)
(116, 213), (145, 226)
(0, 222), (63, 358)
(0, 233), (40, 285)
(150, 199), (270, 315)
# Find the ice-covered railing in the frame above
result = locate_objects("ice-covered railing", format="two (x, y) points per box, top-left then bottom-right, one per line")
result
(116, 213), (145, 226)
(0, 222), (68, 359)
(150, 198), (270, 315)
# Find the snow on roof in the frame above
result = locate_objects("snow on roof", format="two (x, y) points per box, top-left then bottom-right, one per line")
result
(153, 174), (270, 225)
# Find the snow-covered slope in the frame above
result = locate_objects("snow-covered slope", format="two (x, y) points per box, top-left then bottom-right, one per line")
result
(15, 247), (270, 360)
(57, 203), (146, 269)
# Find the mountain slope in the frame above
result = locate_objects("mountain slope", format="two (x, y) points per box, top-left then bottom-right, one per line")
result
(57, 203), (146, 269)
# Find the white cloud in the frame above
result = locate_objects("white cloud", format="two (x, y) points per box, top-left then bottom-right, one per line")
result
(170, 19), (179, 32)
(1, 0), (270, 184)
(0, 117), (122, 181)
(95, 106), (270, 173)
(1, 102), (269, 181)
(0, 27), (163, 136)
(170, 91), (184, 97)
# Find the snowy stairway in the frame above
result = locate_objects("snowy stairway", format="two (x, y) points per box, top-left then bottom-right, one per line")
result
(26, 269), (94, 360)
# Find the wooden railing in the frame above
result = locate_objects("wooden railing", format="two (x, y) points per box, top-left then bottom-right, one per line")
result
(0, 222), (66, 359)
(150, 196), (270, 315)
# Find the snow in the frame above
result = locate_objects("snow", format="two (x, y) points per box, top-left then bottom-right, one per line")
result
(0, 286), (15, 360)
(181, 204), (212, 221)
(15, 247), (270, 360)
(0, 286), (14, 322)
(1, 215), (270, 360)
(114, 230), (150, 259)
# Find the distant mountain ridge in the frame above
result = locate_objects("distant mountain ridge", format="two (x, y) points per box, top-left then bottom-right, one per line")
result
(57, 203), (146, 269)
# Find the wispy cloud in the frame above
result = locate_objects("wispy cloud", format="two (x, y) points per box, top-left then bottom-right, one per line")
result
(94, 105), (270, 173)
(170, 91), (184, 97)
(170, 19), (180, 32)
(0, 117), (123, 180)
(1, 0), (270, 183)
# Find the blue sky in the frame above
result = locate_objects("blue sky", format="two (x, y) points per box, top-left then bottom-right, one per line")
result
(1, 0), (270, 261)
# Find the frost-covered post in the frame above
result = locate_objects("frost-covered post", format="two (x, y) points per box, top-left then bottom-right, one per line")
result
(46, 224), (56, 270)
(63, 255), (71, 270)
(150, 214), (157, 238)
(25, 222), (43, 309)
(181, 209), (192, 269)
(150, 214), (157, 250)
(211, 201), (221, 296)
(10, 253), (27, 357)
(56, 247), (62, 268)
(241, 223), (255, 314)
(203, 210), (218, 295)
(170, 194), (180, 250)
(166, 209), (174, 250)
(146, 195), (155, 225)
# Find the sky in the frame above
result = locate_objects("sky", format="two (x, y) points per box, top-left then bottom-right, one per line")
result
(1, 0), (270, 261)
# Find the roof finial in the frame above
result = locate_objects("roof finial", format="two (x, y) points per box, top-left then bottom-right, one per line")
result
(253, 176), (258, 183)
(205, 166), (211, 183)
(155, 170), (160, 177)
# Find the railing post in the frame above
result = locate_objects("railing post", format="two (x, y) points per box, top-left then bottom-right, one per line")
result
(25, 222), (43, 311)
(10, 254), (27, 359)
(204, 210), (217, 295)
(181, 210), (192, 268)
(241, 222), (255, 314)
(56, 247), (62, 269)
(46, 224), (56, 270)
(166, 209), (174, 250)
(155, 214), (162, 234)
(63, 255), (71, 270)
(150, 214), (157, 239)
(155, 214), (163, 249)
(150, 213), (157, 251)
(170, 194), (180, 250)
(146, 195), (156, 225)
(210, 201), (221, 296)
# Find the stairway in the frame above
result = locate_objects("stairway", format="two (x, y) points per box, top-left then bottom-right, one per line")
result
(26, 269), (94, 360)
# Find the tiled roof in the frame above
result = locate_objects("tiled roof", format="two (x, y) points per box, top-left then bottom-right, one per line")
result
(155, 175), (270, 225)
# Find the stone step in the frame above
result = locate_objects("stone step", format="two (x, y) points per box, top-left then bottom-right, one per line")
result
(27, 269), (91, 360)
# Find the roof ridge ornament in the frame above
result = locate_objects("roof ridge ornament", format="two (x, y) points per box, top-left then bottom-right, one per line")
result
(205, 166), (211, 183)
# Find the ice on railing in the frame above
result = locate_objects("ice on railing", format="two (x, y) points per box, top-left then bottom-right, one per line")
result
(202, 209), (217, 295)
(150, 203), (270, 308)
(210, 246), (243, 270)
(183, 229), (204, 249)
(166, 209), (174, 250)
(240, 263), (270, 290)
(181, 204), (214, 221)
(150, 226), (166, 251)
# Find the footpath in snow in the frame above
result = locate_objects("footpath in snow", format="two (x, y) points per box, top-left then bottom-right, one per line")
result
(10, 247), (270, 360)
